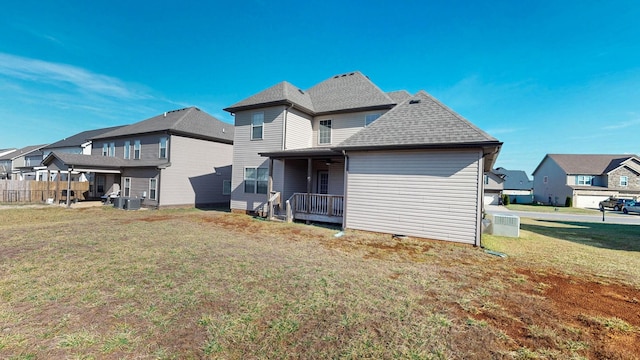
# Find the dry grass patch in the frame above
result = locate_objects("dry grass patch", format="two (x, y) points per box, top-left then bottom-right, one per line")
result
(0, 206), (638, 359)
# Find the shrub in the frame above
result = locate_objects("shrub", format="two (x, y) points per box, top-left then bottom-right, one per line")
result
(502, 194), (510, 206)
(565, 196), (572, 207)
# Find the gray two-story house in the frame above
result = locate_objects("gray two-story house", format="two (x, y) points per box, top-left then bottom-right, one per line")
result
(224, 71), (501, 245)
(532, 154), (640, 208)
(43, 107), (234, 208)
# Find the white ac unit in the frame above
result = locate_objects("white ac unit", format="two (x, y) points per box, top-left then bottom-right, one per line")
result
(491, 214), (520, 238)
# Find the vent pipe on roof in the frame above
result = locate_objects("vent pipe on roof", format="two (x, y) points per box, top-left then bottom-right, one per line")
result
(164, 112), (167, 117)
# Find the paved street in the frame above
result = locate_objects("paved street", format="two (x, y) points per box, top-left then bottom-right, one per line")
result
(485, 205), (640, 225)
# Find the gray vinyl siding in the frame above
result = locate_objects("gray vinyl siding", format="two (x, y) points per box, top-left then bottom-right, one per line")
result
(312, 110), (389, 147)
(121, 168), (159, 207)
(282, 159), (308, 202)
(345, 149), (482, 245)
(92, 134), (166, 161)
(160, 135), (233, 207)
(285, 108), (312, 150)
(532, 158), (572, 204)
(231, 106), (284, 211)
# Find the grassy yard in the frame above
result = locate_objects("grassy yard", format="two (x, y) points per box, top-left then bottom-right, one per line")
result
(1, 207), (639, 359)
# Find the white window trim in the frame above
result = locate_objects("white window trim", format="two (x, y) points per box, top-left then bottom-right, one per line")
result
(123, 177), (131, 197)
(243, 167), (268, 194)
(318, 119), (332, 145)
(251, 112), (264, 140)
(620, 176), (628, 187)
(134, 140), (141, 160)
(149, 178), (157, 200)
(159, 137), (168, 159)
(124, 141), (131, 159)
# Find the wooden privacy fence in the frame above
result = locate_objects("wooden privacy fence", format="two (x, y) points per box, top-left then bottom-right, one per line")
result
(0, 180), (90, 203)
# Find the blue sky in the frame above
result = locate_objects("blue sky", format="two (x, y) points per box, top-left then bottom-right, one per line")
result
(1, 0), (639, 175)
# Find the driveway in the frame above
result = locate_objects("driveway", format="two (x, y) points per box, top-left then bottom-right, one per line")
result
(485, 205), (640, 225)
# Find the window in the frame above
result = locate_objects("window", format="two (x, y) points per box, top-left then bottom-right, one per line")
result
(251, 112), (264, 140)
(317, 171), (329, 194)
(134, 140), (141, 159)
(244, 167), (268, 194)
(109, 142), (115, 157)
(149, 178), (157, 200)
(123, 177), (131, 197)
(484, 175), (489, 185)
(576, 175), (593, 185)
(620, 176), (628, 187)
(223, 180), (231, 195)
(159, 137), (168, 159)
(102, 143), (108, 156)
(124, 141), (131, 159)
(365, 114), (380, 127)
(543, 176), (548, 184)
(319, 119), (332, 144)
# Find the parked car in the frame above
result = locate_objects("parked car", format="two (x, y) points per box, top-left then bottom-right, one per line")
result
(622, 200), (640, 215)
(599, 197), (634, 211)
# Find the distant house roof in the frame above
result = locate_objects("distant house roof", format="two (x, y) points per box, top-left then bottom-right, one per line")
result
(92, 107), (234, 144)
(494, 167), (533, 190)
(532, 154), (640, 175)
(42, 152), (169, 170)
(224, 71), (397, 115)
(45, 125), (127, 150)
(0, 144), (48, 160)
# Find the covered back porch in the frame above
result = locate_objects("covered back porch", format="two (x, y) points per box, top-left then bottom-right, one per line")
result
(262, 148), (346, 225)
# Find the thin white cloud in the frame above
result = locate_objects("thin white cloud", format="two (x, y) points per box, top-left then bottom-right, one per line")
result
(0, 52), (148, 99)
(602, 118), (640, 130)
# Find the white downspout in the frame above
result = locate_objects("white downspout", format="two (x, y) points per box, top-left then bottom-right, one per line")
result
(282, 104), (292, 150)
(342, 150), (349, 230)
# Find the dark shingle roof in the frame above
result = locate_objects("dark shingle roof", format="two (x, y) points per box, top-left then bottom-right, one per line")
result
(223, 81), (314, 113)
(494, 167), (533, 190)
(386, 90), (412, 104)
(0, 144), (48, 160)
(43, 152), (169, 169)
(92, 107), (234, 143)
(539, 154), (640, 175)
(224, 71), (397, 115)
(306, 72), (395, 114)
(336, 91), (500, 149)
(45, 125), (126, 150)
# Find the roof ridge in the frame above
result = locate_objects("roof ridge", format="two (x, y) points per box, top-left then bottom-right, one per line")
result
(415, 90), (497, 141)
(171, 107), (197, 130)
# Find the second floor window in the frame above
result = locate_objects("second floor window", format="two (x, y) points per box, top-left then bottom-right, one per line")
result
(124, 141), (131, 159)
(365, 114), (381, 127)
(620, 176), (628, 186)
(251, 112), (264, 140)
(109, 142), (115, 157)
(102, 143), (108, 156)
(576, 175), (593, 185)
(134, 140), (141, 160)
(159, 137), (168, 159)
(319, 120), (332, 145)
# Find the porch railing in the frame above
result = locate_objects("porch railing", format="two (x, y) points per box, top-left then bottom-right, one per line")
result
(286, 193), (344, 224)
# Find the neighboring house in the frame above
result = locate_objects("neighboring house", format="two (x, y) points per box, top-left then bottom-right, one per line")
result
(483, 171), (505, 205)
(0, 148), (17, 179)
(532, 154), (640, 208)
(0, 144), (48, 180)
(494, 167), (534, 204)
(36, 125), (127, 182)
(42, 107), (234, 208)
(224, 71), (502, 246)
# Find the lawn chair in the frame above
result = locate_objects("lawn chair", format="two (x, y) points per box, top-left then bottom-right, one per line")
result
(101, 183), (120, 204)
